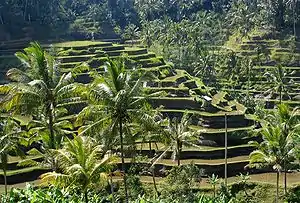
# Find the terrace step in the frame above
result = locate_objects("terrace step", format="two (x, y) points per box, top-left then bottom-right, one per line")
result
(0, 41), (31, 50)
(149, 97), (202, 110)
(144, 87), (190, 97)
(118, 156), (250, 176)
(106, 48), (148, 57)
(0, 166), (49, 184)
(57, 54), (102, 63)
(53, 41), (113, 50)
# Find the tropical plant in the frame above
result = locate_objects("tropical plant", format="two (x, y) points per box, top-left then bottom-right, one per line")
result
(0, 42), (87, 149)
(155, 113), (200, 166)
(40, 136), (115, 203)
(265, 104), (300, 194)
(122, 24), (140, 45)
(76, 57), (157, 202)
(208, 174), (220, 199)
(264, 64), (293, 103)
(0, 116), (26, 195)
(248, 124), (286, 203)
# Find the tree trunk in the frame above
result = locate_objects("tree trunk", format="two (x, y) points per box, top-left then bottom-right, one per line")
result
(276, 171), (279, 203)
(155, 142), (159, 150)
(149, 140), (152, 156)
(119, 117), (129, 203)
(2, 154), (8, 195)
(279, 90), (282, 104)
(47, 103), (55, 149)
(110, 173), (115, 203)
(284, 159), (287, 195)
(177, 140), (180, 166)
(213, 185), (216, 199)
(24, 0), (28, 21)
(152, 168), (158, 197)
(0, 13), (4, 25)
(84, 190), (89, 203)
(4, 168), (7, 196)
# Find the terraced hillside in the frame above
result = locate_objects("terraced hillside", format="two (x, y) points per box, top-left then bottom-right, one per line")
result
(224, 36), (300, 109)
(0, 40), (257, 184)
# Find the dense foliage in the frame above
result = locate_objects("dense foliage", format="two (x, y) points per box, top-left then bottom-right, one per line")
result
(0, 0), (300, 202)
(0, 0), (299, 40)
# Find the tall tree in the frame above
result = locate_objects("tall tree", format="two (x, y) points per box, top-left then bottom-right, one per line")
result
(248, 124), (286, 203)
(155, 113), (200, 166)
(76, 57), (156, 202)
(264, 64), (292, 104)
(266, 104), (299, 194)
(0, 42), (86, 149)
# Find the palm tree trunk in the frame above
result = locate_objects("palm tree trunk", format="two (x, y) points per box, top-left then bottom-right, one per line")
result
(24, 0), (28, 21)
(149, 140), (152, 156)
(119, 117), (129, 203)
(279, 90), (282, 104)
(152, 168), (158, 196)
(4, 168), (7, 196)
(213, 185), (216, 199)
(177, 140), (180, 166)
(276, 171), (279, 203)
(110, 173), (115, 203)
(2, 154), (8, 195)
(0, 13), (4, 25)
(284, 159), (287, 195)
(155, 142), (159, 150)
(47, 104), (55, 149)
(84, 190), (89, 203)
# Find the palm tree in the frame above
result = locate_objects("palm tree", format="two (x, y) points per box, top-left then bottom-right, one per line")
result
(133, 105), (166, 196)
(264, 64), (292, 104)
(285, 0), (298, 38)
(266, 104), (299, 194)
(207, 174), (219, 199)
(0, 116), (26, 195)
(0, 42), (86, 149)
(40, 136), (115, 203)
(248, 124), (286, 203)
(156, 113), (199, 166)
(76, 57), (156, 202)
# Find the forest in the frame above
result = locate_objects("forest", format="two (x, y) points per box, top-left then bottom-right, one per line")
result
(0, 0), (300, 203)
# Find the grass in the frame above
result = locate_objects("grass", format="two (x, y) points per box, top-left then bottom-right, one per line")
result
(7, 155), (42, 164)
(134, 142), (252, 151)
(0, 166), (48, 176)
(189, 125), (254, 134)
(56, 54), (98, 59)
(122, 155), (249, 165)
(159, 109), (245, 117)
(53, 41), (111, 48)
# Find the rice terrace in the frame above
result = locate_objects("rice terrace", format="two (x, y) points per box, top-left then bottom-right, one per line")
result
(0, 0), (300, 202)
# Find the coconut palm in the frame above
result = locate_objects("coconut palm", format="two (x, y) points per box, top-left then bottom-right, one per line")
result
(248, 124), (286, 203)
(153, 113), (200, 167)
(76, 57), (157, 202)
(264, 64), (293, 103)
(0, 116), (26, 195)
(40, 136), (115, 203)
(0, 42), (87, 149)
(133, 105), (166, 196)
(266, 104), (300, 194)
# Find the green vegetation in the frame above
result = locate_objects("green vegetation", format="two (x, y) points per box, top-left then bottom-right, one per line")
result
(0, 0), (300, 201)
